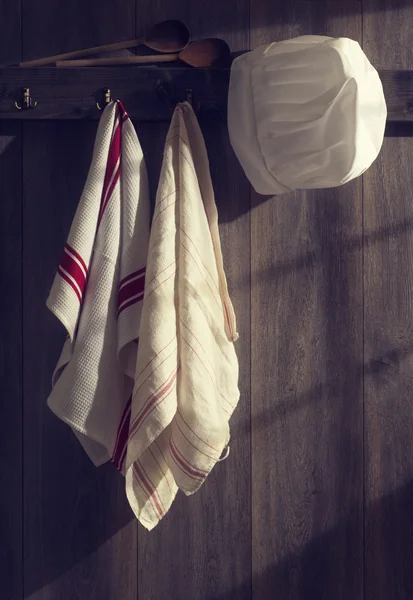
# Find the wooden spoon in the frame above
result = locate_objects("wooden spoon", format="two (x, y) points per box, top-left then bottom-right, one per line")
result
(56, 39), (231, 68)
(20, 20), (190, 67)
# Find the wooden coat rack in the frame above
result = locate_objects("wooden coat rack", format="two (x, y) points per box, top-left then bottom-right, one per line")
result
(0, 67), (412, 122)
(0, 67), (228, 120)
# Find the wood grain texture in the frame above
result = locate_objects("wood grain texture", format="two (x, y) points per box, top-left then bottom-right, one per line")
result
(0, 123), (22, 600)
(22, 122), (136, 600)
(22, 0), (135, 61)
(380, 70), (413, 122)
(0, 67), (231, 121)
(364, 2), (413, 598)
(134, 0), (247, 43)
(135, 3), (251, 600)
(0, 0), (20, 66)
(21, 6), (138, 599)
(250, 3), (364, 599)
(0, 67), (409, 122)
(0, 6), (22, 600)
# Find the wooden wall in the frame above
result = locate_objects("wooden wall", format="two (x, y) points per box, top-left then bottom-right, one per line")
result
(1, 0), (413, 598)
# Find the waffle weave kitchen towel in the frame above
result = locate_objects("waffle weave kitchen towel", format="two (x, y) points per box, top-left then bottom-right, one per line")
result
(124, 102), (240, 530)
(47, 100), (150, 469)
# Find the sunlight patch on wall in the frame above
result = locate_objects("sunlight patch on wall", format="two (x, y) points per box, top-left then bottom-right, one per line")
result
(0, 135), (16, 155)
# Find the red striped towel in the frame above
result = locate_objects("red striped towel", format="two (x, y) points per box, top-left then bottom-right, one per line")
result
(47, 100), (150, 469)
(124, 102), (240, 530)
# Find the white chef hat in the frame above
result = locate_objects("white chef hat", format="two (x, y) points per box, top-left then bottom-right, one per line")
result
(228, 36), (387, 195)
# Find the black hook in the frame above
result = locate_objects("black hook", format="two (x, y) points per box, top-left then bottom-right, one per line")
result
(186, 88), (193, 106)
(15, 87), (37, 110)
(156, 83), (199, 112)
(97, 88), (112, 110)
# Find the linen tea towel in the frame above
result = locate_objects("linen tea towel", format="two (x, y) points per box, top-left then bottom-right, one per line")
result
(46, 100), (150, 470)
(124, 101), (240, 530)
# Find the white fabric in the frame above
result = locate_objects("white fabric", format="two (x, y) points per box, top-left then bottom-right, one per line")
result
(124, 102), (240, 530)
(47, 100), (150, 468)
(228, 36), (387, 195)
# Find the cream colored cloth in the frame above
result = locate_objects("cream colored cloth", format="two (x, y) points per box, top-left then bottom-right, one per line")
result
(124, 102), (240, 530)
(47, 101), (150, 469)
(229, 36), (387, 194)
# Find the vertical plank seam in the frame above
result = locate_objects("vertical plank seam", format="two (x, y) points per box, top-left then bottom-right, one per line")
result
(21, 121), (25, 599)
(249, 211), (252, 595)
(20, 0), (23, 60)
(361, 5), (365, 599)
(248, 0), (251, 50)
(361, 137), (366, 600)
(247, 2), (252, 598)
(133, 0), (137, 56)
(362, 177), (365, 600)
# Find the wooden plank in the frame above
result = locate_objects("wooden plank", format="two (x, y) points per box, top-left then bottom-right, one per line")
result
(22, 0), (135, 62)
(0, 123), (22, 600)
(22, 3), (137, 598)
(136, 5), (251, 600)
(22, 121), (137, 600)
(0, 5), (22, 598)
(364, 3), (413, 599)
(380, 70), (413, 122)
(0, 0), (20, 66)
(250, 3), (364, 599)
(0, 67), (412, 122)
(0, 67), (230, 121)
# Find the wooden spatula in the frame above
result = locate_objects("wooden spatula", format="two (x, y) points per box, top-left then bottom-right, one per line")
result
(56, 39), (231, 68)
(20, 20), (190, 67)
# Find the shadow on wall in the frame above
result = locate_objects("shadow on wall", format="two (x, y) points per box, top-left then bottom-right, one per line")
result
(23, 426), (136, 598)
(0, 124), (23, 600)
(258, 0), (413, 29)
(23, 468), (413, 599)
(213, 482), (413, 600)
(200, 119), (413, 224)
(3, 103), (413, 599)
(244, 215), (413, 287)
(137, 0), (413, 41)
(237, 343), (413, 437)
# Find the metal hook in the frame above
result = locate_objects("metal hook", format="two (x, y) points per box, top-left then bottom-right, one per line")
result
(97, 88), (111, 110)
(185, 88), (202, 114)
(15, 87), (37, 110)
(185, 88), (193, 106)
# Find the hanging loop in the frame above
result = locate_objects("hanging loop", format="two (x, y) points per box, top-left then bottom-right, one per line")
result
(218, 445), (230, 461)
(15, 87), (37, 110)
(185, 88), (201, 113)
(157, 83), (199, 112)
(186, 88), (193, 106)
(97, 88), (112, 110)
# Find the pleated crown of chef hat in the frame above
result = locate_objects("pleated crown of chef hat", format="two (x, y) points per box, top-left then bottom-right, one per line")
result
(228, 36), (387, 195)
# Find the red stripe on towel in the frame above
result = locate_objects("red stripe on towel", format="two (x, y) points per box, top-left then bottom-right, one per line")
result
(57, 266), (82, 303)
(129, 367), (178, 437)
(118, 274), (146, 307)
(118, 293), (144, 317)
(117, 100), (129, 121)
(65, 243), (88, 274)
(98, 104), (122, 225)
(169, 438), (207, 481)
(119, 267), (146, 289)
(176, 409), (220, 453)
(133, 462), (164, 518)
(59, 248), (87, 297)
(112, 397), (132, 470)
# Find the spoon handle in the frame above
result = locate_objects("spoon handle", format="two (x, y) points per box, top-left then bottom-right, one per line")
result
(20, 38), (143, 68)
(56, 54), (179, 67)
